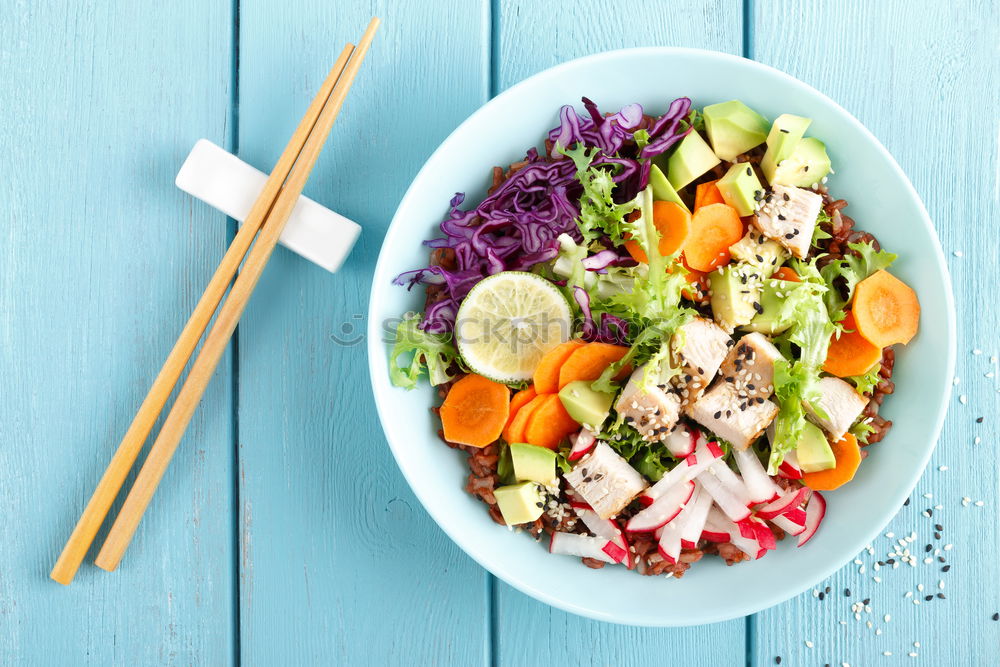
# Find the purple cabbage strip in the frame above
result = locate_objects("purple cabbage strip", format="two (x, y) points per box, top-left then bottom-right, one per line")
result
(574, 285), (630, 345)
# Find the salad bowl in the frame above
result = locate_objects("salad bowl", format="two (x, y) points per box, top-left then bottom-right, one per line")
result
(367, 47), (955, 626)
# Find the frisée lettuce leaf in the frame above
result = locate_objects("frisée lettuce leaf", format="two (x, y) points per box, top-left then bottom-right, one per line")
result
(389, 312), (464, 389)
(820, 240), (897, 323)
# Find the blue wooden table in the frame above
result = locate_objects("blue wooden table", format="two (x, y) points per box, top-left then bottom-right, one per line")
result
(2, 1), (997, 664)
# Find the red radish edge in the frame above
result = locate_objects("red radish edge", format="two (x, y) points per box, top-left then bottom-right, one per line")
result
(568, 429), (596, 462)
(797, 491), (826, 547)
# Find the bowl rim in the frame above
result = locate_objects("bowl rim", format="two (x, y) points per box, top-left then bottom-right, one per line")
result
(367, 46), (956, 625)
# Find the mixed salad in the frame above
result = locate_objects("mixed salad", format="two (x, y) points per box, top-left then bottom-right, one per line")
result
(389, 96), (920, 576)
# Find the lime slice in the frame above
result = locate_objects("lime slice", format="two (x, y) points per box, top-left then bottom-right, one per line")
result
(455, 271), (572, 383)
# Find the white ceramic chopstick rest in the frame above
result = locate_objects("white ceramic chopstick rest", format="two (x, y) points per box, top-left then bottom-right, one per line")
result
(175, 139), (361, 273)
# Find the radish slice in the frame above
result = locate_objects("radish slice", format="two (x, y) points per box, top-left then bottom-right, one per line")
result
(713, 510), (766, 559)
(797, 491), (826, 547)
(639, 436), (723, 505)
(626, 480), (696, 533)
(680, 484), (713, 549)
(549, 532), (618, 563)
(571, 505), (631, 566)
(664, 425), (697, 458)
(770, 513), (807, 537)
(602, 540), (628, 563)
(755, 486), (809, 520)
(697, 461), (752, 522)
(777, 450), (804, 479)
(568, 429), (596, 462)
(733, 448), (780, 504)
(657, 517), (684, 563)
(702, 506), (734, 542)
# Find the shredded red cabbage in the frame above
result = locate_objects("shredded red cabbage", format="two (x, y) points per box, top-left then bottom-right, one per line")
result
(573, 286), (630, 345)
(395, 97), (691, 333)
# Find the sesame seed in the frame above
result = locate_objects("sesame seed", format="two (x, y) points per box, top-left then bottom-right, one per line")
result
(804, 640), (814, 648)
(953, 250), (963, 257)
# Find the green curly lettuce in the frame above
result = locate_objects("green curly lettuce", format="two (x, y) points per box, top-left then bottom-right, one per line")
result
(388, 312), (463, 390)
(559, 142), (640, 245)
(846, 361), (883, 396)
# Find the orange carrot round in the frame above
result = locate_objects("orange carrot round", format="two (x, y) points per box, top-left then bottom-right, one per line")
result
(823, 311), (884, 378)
(852, 270), (920, 347)
(683, 203), (744, 272)
(694, 180), (725, 210)
(802, 433), (861, 491)
(624, 200), (691, 263)
(503, 393), (546, 444)
(532, 340), (584, 394)
(523, 394), (579, 450)
(772, 266), (800, 282)
(557, 342), (630, 390)
(439, 374), (510, 448)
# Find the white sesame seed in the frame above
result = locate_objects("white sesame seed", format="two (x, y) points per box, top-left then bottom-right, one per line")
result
(974, 437), (982, 445)
(953, 376), (961, 386)
(886, 532), (895, 538)
(804, 640), (814, 648)
(813, 589), (820, 597)
(914, 642), (921, 648)
(959, 394), (968, 404)
(917, 584), (924, 591)
(854, 559), (863, 565)
(938, 580), (945, 589)
(953, 250), (963, 257)
(939, 465), (949, 471)
(976, 500), (985, 507)
(923, 492), (933, 498)
(923, 557), (933, 564)
(876, 629), (883, 635)
(935, 504), (943, 510)
(884, 614), (891, 622)
(944, 544), (953, 550)
(973, 348), (982, 354)
(874, 576), (882, 583)
(913, 599), (921, 605)
(909, 652), (918, 658)
(884, 651), (893, 656)
(905, 591), (913, 598)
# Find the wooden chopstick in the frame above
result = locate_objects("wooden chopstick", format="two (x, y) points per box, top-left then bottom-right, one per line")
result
(92, 18), (380, 573)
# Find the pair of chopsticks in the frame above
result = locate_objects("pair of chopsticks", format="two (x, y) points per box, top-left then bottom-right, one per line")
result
(50, 18), (380, 585)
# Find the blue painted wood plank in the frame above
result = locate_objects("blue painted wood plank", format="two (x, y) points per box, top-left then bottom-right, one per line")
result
(493, 2), (747, 664)
(234, 3), (492, 665)
(0, 1), (236, 664)
(750, 1), (1000, 665)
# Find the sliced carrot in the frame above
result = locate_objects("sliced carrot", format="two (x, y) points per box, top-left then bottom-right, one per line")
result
(852, 270), (920, 347)
(802, 433), (861, 491)
(682, 203), (744, 272)
(675, 265), (708, 303)
(772, 266), (800, 282)
(532, 340), (584, 394)
(623, 200), (691, 263)
(440, 374), (511, 448)
(557, 342), (630, 390)
(503, 394), (547, 444)
(505, 386), (537, 430)
(694, 180), (725, 210)
(523, 394), (580, 450)
(823, 311), (884, 378)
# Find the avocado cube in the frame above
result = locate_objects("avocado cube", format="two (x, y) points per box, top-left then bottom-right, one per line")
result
(703, 100), (770, 161)
(508, 443), (557, 486)
(717, 163), (764, 216)
(743, 279), (805, 335)
(770, 137), (832, 188)
(558, 380), (614, 430)
(493, 482), (545, 526)
(666, 131), (721, 190)
(709, 264), (760, 332)
(728, 227), (789, 278)
(796, 421), (836, 473)
(761, 114), (811, 184)
(648, 163), (689, 212)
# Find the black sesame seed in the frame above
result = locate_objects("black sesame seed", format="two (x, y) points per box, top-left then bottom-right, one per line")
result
(748, 383), (756, 390)
(753, 302), (764, 314)
(725, 376), (735, 383)
(862, 597), (870, 605)
(925, 544), (933, 553)
(937, 593), (946, 599)
(777, 214), (786, 221)
(976, 416), (984, 423)
(779, 128), (789, 133)
(714, 411), (722, 419)
(887, 558), (896, 565)
(938, 556), (946, 563)
(536, 502), (544, 508)
(725, 410), (732, 418)
(818, 591), (825, 600)
(877, 561), (885, 566)
(925, 595), (934, 601)
(775, 658), (782, 665)
(804, 165), (810, 172)
(844, 588), (851, 597)
(783, 193), (790, 201)
(926, 508), (934, 518)
(941, 565), (951, 572)
(793, 228), (800, 235)
(993, 612), (999, 621)
(904, 497), (911, 506)
(784, 233), (794, 239)
(825, 586), (831, 594)
(697, 367), (705, 375)
(583, 477), (592, 483)
(934, 532), (942, 540)
(755, 254), (764, 262)
(935, 523), (944, 531)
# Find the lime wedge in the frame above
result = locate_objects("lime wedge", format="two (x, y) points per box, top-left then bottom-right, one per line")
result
(455, 271), (572, 383)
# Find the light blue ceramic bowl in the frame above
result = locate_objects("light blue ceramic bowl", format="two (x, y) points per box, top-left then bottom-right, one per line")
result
(367, 48), (955, 626)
